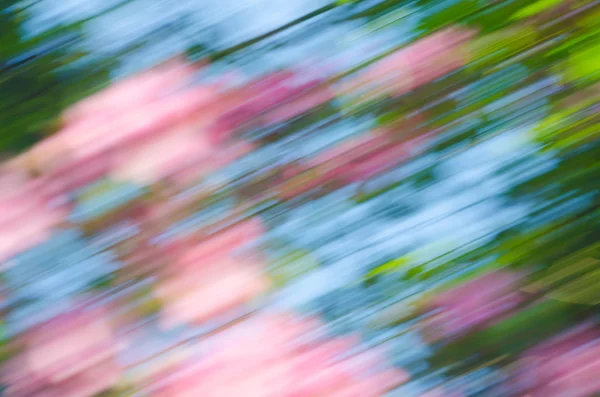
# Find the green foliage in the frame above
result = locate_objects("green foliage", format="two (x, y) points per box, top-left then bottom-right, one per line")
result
(365, 255), (411, 279)
(511, 0), (564, 20)
(561, 42), (600, 86)
(478, 299), (586, 353)
(88, 274), (117, 290)
(534, 105), (600, 151)
(463, 0), (538, 33)
(0, 1), (113, 153)
(417, 0), (484, 33)
(132, 285), (163, 317)
(365, 239), (460, 282)
(532, 241), (600, 305)
(467, 27), (538, 69)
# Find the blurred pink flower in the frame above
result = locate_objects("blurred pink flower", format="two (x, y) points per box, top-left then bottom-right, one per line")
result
(2, 305), (121, 397)
(422, 271), (524, 341)
(62, 59), (201, 125)
(39, 150), (115, 199)
(511, 323), (600, 397)
(341, 27), (475, 99)
(171, 218), (265, 265)
(216, 70), (333, 132)
(157, 255), (270, 329)
(26, 59), (227, 193)
(151, 313), (408, 397)
(112, 124), (214, 186)
(0, 167), (68, 263)
(24, 62), (332, 202)
(3, 355), (120, 397)
(343, 137), (424, 182)
(262, 85), (335, 125)
(279, 131), (426, 199)
(60, 84), (219, 161)
(157, 219), (271, 328)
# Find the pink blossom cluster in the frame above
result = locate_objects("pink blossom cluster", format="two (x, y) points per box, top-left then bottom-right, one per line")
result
(156, 218), (271, 328)
(510, 322), (600, 397)
(151, 313), (408, 397)
(1, 304), (121, 397)
(279, 129), (428, 198)
(24, 59), (248, 192)
(340, 27), (475, 100)
(0, 166), (68, 263)
(422, 271), (525, 341)
(216, 70), (334, 133)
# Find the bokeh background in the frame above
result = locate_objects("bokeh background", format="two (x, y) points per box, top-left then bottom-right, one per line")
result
(0, 0), (599, 395)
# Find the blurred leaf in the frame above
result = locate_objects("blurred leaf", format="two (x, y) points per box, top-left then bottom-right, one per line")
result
(418, 0), (483, 33)
(577, 6), (600, 28)
(88, 274), (117, 291)
(365, 255), (412, 279)
(467, 26), (538, 69)
(130, 285), (163, 317)
(476, 299), (587, 355)
(511, 0), (563, 19)
(463, 0), (532, 33)
(561, 42), (600, 86)
(534, 99), (600, 151)
(529, 241), (600, 305)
